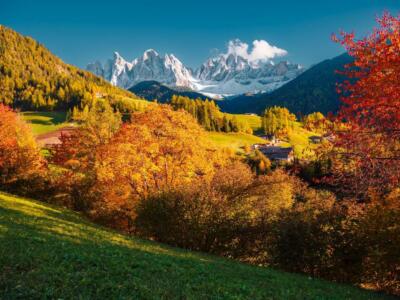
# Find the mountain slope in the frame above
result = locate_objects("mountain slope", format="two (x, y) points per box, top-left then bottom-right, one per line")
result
(0, 25), (138, 110)
(0, 192), (392, 299)
(129, 80), (211, 103)
(219, 53), (353, 115)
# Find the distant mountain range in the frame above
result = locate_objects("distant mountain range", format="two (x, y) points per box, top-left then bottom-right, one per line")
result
(129, 81), (211, 103)
(219, 53), (353, 115)
(0, 24), (350, 116)
(86, 40), (304, 98)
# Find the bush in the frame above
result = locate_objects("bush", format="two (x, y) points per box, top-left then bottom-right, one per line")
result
(0, 104), (45, 189)
(135, 167), (299, 254)
(135, 161), (255, 252)
(134, 166), (400, 295)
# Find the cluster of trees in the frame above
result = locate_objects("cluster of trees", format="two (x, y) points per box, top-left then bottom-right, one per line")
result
(49, 105), (234, 220)
(170, 95), (252, 133)
(302, 112), (328, 133)
(261, 106), (296, 136)
(0, 25), (137, 110)
(136, 167), (400, 295)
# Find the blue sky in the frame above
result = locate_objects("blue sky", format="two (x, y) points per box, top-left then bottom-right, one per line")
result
(1, 0), (399, 68)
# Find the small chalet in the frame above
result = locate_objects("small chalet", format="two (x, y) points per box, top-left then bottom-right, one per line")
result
(309, 135), (323, 144)
(259, 134), (280, 144)
(257, 145), (294, 163)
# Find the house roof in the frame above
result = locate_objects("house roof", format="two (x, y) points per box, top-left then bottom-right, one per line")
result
(258, 146), (294, 161)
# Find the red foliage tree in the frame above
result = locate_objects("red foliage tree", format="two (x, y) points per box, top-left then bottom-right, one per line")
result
(331, 13), (400, 197)
(0, 104), (44, 185)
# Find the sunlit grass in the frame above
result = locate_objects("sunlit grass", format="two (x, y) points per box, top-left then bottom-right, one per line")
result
(286, 122), (320, 158)
(0, 192), (392, 299)
(227, 113), (262, 132)
(21, 111), (70, 136)
(206, 132), (266, 152)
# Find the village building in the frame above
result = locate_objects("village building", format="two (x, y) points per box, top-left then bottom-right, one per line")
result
(309, 135), (323, 144)
(255, 144), (294, 163)
(259, 134), (280, 145)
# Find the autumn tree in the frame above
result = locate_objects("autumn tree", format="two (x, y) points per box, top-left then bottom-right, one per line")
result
(330, 13), (400, 198)
(51, 99), (121, 172)
(262, 106), (296, 136)
(303, 112), (327, 133)
(0, 104), (44, 185)
(86, 105), (232, 230)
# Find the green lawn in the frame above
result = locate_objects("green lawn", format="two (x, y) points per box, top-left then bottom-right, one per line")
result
(21, 111), (69, 136)
(0, 192), (393, 299)
(206, 132), (266, 152)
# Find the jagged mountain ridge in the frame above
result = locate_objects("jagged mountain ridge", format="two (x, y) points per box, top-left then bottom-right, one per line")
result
(87, 48), (304, 97)
(87, 50), (195, 90)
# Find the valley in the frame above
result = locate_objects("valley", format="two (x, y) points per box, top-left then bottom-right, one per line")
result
(1, 6), (399, 299)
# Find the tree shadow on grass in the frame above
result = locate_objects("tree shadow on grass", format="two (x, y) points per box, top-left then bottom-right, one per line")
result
(23, 112), (66, 125)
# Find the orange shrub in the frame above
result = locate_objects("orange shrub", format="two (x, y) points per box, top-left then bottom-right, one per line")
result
(0, 104), (44, 187)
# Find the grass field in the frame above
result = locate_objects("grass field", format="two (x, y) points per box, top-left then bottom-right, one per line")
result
(224, 115), (319, 158)
(21, 111), (69, 136)
(284, 123), (320, 158)
(206, 132), (266, 152)
(0, 192), (393, 299)
(228, 113), (262, 132)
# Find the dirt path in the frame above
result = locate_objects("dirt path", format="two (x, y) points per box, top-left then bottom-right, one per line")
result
(36, 126), (77, 147)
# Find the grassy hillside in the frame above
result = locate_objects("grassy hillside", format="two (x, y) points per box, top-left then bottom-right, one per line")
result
(21, 111), (69, 135)
(0, 192), (393, 299)
(227, 113), (262, 132)
(206, 132), (265, 152)
(285, 123), (320, 158)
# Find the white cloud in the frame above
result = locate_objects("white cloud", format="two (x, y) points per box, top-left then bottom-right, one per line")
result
(226, 39), (287, 62)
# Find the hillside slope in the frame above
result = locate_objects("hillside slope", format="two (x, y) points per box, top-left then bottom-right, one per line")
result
(0, 193), (393, 299)
(220, 53), (353, 115)
(0, 25), (138, 110)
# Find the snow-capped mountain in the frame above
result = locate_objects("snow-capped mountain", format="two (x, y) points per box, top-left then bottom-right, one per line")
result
(193, 53), (303, 96)
(87, 40), (304, 97)
(87, 50), (196, 90)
